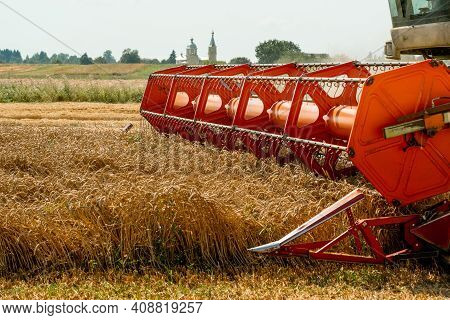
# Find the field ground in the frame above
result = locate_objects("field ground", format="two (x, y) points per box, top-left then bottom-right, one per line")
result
(0, 102), (448, 300)
(1, 266), (448, 300)
(0, 64), (173, 80)
(0, 102), (140, 124)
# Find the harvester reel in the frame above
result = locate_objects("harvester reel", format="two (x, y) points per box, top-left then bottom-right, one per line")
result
(141, 60), (449, 265)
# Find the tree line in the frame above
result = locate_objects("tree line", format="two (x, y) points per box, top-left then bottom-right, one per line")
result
(0, 48), (177, 65)
(229, 40), (334, 65)
(1, 40), (343, 66)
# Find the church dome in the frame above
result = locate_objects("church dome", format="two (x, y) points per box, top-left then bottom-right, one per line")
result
(188, 38), (197, 50)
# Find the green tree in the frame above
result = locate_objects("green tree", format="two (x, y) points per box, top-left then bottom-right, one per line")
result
(161, 50), (176, 64)
(57, 53), (69, 64)
(68, 55), (80, 64)
(0, 49), (23, 63)
(142, 58), (160, 64)
(229, 57), (251, 64)
(102, 50), (116, 64)
(27, 53), (40, 64)
(25, 51), (49, 64)
(255, 40), (301, 64)
(50, 54), (61, 64)
(80, 53), (93, 65)
(38, 51), (50, 64)
(120, 49), (141, 64)
(94, 56), (107, 64)
(168, 50), (176, 64)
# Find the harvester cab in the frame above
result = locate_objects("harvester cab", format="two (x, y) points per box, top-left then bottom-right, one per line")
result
(385, 0), (450, 59)
(140, 1), (449, 265)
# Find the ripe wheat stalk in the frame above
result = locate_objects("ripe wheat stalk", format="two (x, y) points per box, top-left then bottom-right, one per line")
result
(0, 121), (443, 274)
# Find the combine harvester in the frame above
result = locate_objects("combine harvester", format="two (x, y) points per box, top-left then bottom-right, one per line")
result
(141, 0), (449, 264)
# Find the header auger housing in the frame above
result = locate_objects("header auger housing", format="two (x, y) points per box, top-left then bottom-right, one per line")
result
(141, 60), (449, 264)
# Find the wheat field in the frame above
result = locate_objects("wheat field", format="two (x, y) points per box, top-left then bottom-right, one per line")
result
(0, 79), (147, 103)
(0, 64), (170, 79)
(0, 102), (448, 299)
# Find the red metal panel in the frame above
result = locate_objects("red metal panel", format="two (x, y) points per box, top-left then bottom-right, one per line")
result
(412, 213), (450, 251)
(349, 61), (450, 206)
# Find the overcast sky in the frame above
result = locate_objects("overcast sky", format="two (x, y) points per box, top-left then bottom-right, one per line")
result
(0, 0), (393, 61)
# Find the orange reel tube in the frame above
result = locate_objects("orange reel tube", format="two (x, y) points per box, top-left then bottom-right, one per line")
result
(323, 106), (358, 139)
(225, 97), (265, 120)
(268, 101), (320, 129)
(193, 94), (223, 114)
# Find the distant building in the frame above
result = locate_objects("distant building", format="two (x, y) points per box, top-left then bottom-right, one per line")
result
(208, 32), (217, 63)
(302, 53), (330, 61)
(186, 38), (200, 65)
(178, 32), (219, 65)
